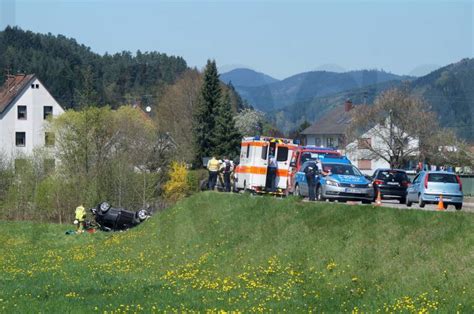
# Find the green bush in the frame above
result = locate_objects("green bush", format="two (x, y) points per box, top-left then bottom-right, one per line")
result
(187, 168), (208, 193)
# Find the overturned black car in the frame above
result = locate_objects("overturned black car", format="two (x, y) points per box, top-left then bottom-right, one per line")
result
(90, 202), (150, 231)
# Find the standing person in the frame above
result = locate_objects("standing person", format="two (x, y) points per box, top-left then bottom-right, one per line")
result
(220, 156), (234, 192)
(304, 162), (318, 201)
(316, 158), (328, 176)
(207, 156), (221, 190)
(74, 204), (86, 233)
(267, 152), (278, 192)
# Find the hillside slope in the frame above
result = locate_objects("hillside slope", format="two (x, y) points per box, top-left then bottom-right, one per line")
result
(272, 58), (474, 140)
(409, 58), (474, 140)
(1, 193), (472, 312)
(0, 26), (188, 109)
(233, 70), (411, 112)
(220, 68), (279, 87)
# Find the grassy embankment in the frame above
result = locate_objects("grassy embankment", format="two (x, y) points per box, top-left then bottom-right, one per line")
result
(0, 192), (473, 312)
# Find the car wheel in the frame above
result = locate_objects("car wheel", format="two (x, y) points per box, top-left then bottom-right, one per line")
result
(399, 197), (406, 204)
(418, 196), (425, 208)
(442, 203), (448, 210)
(406, 198), (412, 207)
(137, 209), (149, 221)
(362, 200), (371, 204)
(99, 202), (111, 213)
(294, 184), (301, 197)
(455, 204), (462, 210)
(316, 185), (325, 201)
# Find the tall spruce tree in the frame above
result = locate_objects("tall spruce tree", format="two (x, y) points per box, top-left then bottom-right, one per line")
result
(193, 59), (221, 166)
(213, 91), (242, 159)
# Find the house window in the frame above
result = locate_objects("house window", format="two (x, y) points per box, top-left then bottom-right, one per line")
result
(43, 106), (53, 120)
(31, 84), (35, 89)
(16, 132), (26, 147)
(315, 138), (321, 146)
(358, 138), (372, 149)
(327, 137), (335, 147)
(45, 132), (55, 146)
(17, 106), (27, 120)
(35, 84), (39, 89)
(358, 159), (372, 170)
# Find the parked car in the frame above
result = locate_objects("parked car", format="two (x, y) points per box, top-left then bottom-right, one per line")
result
(90, 202), (150, 231)
(406, 171), (463, 210)
(317, 161), (374, 203)
(294, 157), (373, 203)
(370, 169), (410, 203)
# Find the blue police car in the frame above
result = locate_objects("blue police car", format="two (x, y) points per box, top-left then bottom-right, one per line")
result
(294, 157), (374, 203)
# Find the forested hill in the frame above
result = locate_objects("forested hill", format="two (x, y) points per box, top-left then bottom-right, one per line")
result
(270, 58), (474, 141)
(228, 69), (412, 112)
(220, 68), (279, 87)
(0, 26), (188, 109)
(409, 58), (474, 140)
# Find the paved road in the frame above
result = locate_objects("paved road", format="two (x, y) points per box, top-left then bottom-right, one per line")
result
(316, 198), (474, 213)
(369, 199), (473, 213)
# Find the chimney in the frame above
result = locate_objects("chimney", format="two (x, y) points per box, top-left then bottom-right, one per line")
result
(344, 99), (353, 112)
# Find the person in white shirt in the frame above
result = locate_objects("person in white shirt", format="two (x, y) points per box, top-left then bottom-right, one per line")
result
(267, 153), (278, 192)
(219, 156), (234, 192)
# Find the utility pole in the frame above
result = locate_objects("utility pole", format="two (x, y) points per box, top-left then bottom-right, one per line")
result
(389, 109), (394, 168)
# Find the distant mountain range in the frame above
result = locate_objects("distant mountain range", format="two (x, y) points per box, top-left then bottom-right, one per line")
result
(221, 69), (413, 112)
(220, 68), (279, 87)
(268, 58), (474, 141)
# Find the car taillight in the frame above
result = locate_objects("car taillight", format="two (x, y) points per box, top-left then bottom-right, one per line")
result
(424, 174), (429, 189)
(456, 175), (462, 192)
(374, 179), (383, 185)
(402, 181), (409, 187)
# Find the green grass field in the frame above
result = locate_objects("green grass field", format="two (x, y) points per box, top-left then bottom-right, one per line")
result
(1, 192), (473, 313)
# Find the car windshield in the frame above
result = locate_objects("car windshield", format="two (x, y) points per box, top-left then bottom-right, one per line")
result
(323, 163), (362, 176)
(428, 173), (457, 183)
(300, 152), (317, 164)
(377, 170), (408, 182)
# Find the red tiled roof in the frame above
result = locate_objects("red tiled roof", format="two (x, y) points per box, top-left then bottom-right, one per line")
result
(0, 74), (36, 113)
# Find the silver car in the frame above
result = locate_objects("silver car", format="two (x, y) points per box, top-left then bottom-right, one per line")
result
(406, 171), (463, 210)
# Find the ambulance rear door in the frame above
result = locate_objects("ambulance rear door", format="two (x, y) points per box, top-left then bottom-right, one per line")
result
(274, 144), (292, 189)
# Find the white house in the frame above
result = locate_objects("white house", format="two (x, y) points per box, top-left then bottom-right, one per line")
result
(0, 74), (65, 161)
(302, 100), (419, 175)
(345, 123), (419, 175)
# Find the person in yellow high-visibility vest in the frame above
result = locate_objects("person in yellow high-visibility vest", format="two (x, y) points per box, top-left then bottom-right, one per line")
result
(74, 205), (86, 233)
(207, 156), (221, 190)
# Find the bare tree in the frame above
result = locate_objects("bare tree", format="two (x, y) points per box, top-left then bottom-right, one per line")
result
(346, 88), (439, 169)
(155, 69), (202, 163)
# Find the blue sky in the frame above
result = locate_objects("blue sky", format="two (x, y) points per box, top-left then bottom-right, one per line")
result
(1, 0), (472, 79)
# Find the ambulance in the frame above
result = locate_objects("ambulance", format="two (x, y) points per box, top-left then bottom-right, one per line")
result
(234, 136), (298, 195)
